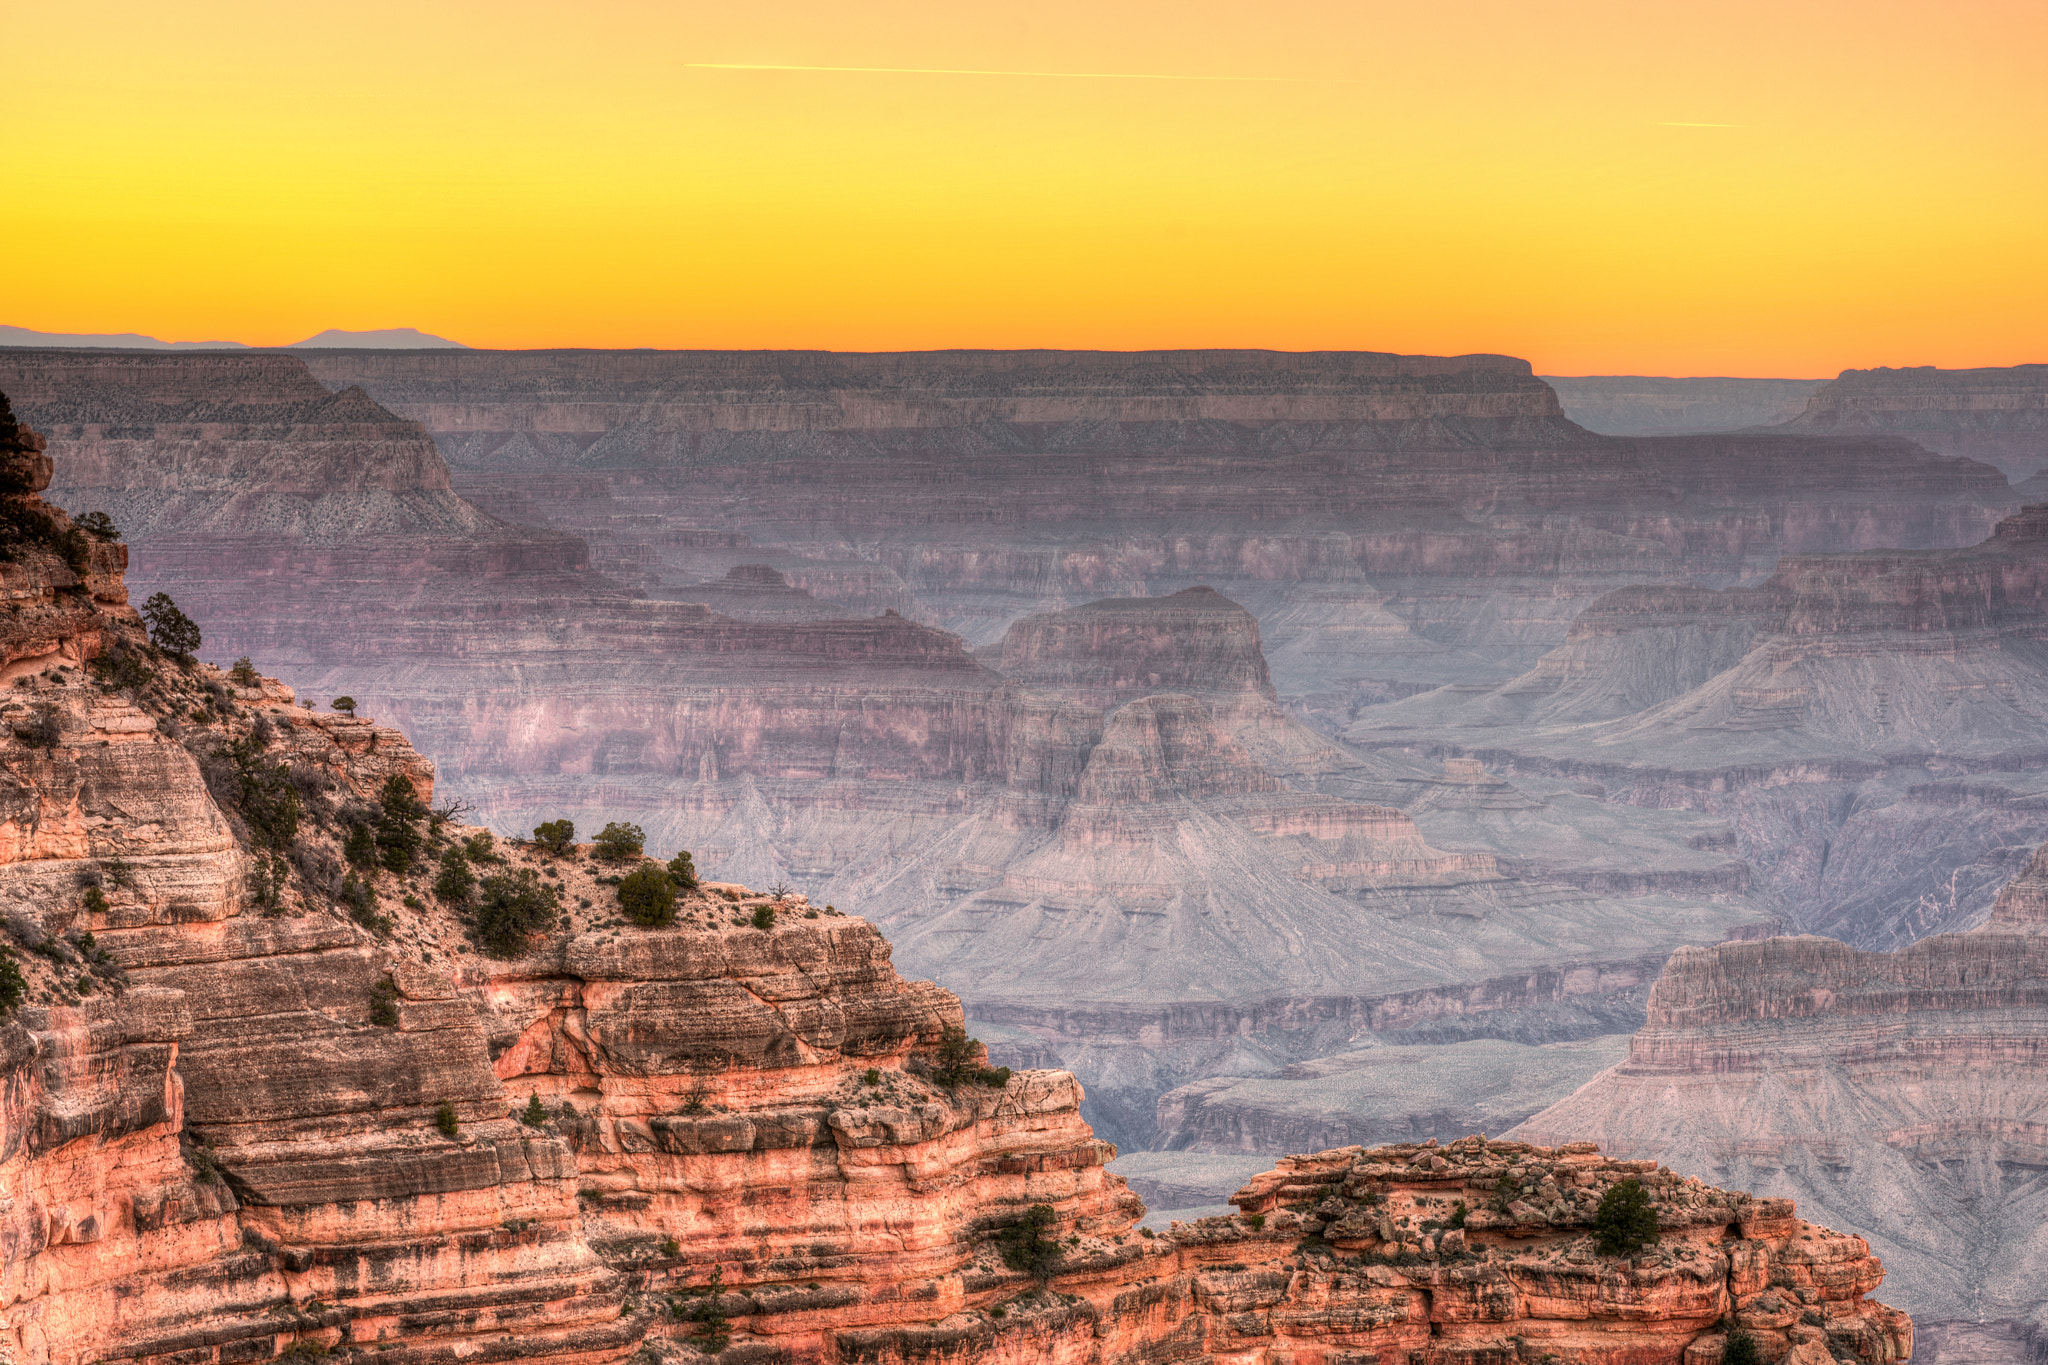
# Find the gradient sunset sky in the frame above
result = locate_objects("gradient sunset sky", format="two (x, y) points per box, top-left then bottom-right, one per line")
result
(9, 0), (2044, 373)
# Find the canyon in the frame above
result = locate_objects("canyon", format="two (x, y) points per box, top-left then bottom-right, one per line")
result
(0, 348), (2033, 1153)
(0, 403), (1916, 1365)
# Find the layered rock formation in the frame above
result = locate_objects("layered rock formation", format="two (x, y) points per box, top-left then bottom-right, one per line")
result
(0, 401), (1918, 1365)
(1775, 364), (2048, 479)
(1516, 841), (2048, 1339)
(296, 346), (2012, 701)
(0, 349), (614, 667)
(1544, 376), (1826, 435)
(1350, 504), (2048, 948)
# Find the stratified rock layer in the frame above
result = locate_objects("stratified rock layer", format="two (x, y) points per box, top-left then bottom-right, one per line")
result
(1776, 363), (2048, 478)
(1515, 843), (2048, 1335)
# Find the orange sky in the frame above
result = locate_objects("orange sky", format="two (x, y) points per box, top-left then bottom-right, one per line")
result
(7, 0), (2045, 373)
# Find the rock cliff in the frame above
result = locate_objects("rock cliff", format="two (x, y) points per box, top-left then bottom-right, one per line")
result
(1513, 842), (2048, 1339)
(1349, 505), (2048, 948)
(1775, 364), (2048, 479)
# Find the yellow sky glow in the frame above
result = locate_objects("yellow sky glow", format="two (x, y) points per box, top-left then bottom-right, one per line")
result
(6, 0), (2045, 373)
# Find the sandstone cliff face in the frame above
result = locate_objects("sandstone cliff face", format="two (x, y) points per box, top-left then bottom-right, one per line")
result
(1209, 1136), (1909, 1365)
(1777, 364), (2048, 479)
(1513, 851), (2048, 1338)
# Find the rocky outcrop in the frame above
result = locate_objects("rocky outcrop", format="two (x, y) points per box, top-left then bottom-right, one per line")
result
(997, 586), (1274, 708)
(1216, 1136), (1909, 1365)
(1776, 364), (2048, 478)
(1544, 376), (1826, 435)
(1513, 844), (2048, 1337)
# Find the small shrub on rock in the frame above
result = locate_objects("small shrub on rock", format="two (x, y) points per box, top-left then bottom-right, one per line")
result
(434, 847), (476, 907)
(375, 773), (428, 874)
(471, 869), (559, 958)
(997, 1204), (1061, 1280)
(593, 821), (645, 864)
(343, 822), (378, 871)
(76, 510), (119, 540)
(435, 1101), (459, 1137)
(618, 864), (677, 927)
(0, 950), (24, 1013)
(230, 656), (259, 687)
(370, 978), (399, 1027)
(533, 819), (575, 857)
(1594, 1178), (1659, 1256)
(140, 592), (201, 659)
(751, 902), (775, 931)
(522, 1091), (547, 1126)
(933, 1024), (1012, 1089)
(1723, 1326), (1762, 1365)
(667, 849), (699, 890)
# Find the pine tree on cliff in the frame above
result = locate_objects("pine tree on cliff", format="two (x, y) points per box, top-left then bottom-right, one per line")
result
(141, 592), (202, 660)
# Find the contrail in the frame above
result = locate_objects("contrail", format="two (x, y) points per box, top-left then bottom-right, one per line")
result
(686, 62), (1315, 83)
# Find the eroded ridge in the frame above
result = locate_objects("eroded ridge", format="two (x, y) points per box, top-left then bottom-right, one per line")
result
(1204, 1136), (1912, 1365)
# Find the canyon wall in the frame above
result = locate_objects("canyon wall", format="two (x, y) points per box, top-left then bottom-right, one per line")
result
(1775, 364), (2048, 479)
(1513, 843), (2048, 1344)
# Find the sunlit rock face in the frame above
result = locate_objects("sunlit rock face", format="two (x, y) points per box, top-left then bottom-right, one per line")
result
(1513, 839), (2048, 1342)
(1774, 362), (2048, 479)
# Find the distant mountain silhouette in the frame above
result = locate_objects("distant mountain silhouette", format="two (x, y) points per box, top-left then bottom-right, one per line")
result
(0, 323), (247, 349)
(287, 327), (468, 349)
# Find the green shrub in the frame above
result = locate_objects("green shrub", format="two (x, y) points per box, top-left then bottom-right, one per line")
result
(1448, 1201), (1468, 1229)
(522, 1091), (547, 1126)
(330, 696), (357, 717)
(751, 902), (775, 931)
(1593, 1178), (1659, 1256)
(472, 869), (559, 958)
(343, 822), (378, 871)
(593, 821), (645, 864)
(370, 978), (399, 1027)
(58, 527), (92, 574)
(667, 849), (699, 889)
(997, 1204), (1061, 1280)
(1245, 1213), (1266, 1230)
(933, 1025), (1011, 1088)
(215, 735), (301, 851)
(533, 819), (575, 856)
(462, 830), (500, 863)
(229, 656), (259, 687)
(1723, 1326), (1762, 1365)
(140, 592), (201, 658)
(434, 847), (476, 906)
(618, 864), (677, 927)
(83, 885), (110, 915)
(0, 950), (24, 1013)
(435, 1101), (459, 1137)
(375, 773), (428, 874)
(76, 511), (119, 540)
